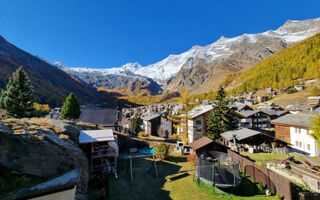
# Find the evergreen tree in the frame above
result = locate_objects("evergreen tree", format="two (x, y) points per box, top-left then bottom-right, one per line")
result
(0, 89), (4, 109)
(207, 86), (236, 140)
(129, 117), (142, 134)
(60, 93), (81, 120)
(3, 67), (34, 118)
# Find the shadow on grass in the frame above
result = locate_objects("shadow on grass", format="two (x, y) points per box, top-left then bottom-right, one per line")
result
(169, 172), (189, 182)
(220, 176), (259, 196)
(166, 155), (187, 163)
(108, 157), (183, 200)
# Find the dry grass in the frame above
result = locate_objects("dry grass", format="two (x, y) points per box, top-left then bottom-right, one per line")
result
(59, 134), (70, 140)
(0, 118), (67, 139)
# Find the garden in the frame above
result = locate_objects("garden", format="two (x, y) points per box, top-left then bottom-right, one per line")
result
(89, 152), (281, 200)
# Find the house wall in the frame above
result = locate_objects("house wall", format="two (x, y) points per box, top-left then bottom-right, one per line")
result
(142, 120), (148, 133)
(275, 124), (291, 143)
(150, 117), (161, 136)
(289, 127), (318, 156)
(159, 117), (173, 138)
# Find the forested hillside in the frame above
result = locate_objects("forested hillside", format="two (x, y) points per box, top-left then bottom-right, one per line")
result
(0, 35), (101, 106)
(232, 33), (320, 93)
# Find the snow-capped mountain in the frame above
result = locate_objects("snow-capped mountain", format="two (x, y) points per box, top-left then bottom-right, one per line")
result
(60, 18), (320, 94)
(135, 18), (320, 81)
(60, 62), (142, 76)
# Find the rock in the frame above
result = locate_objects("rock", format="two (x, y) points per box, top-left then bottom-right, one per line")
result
(47, 119), (80, 144)
(0, 120), (89, 199)
(0, 122), (13, 134)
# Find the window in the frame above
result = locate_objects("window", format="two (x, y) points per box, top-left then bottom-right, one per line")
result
(299, 142), (302, 147)
(196, 120), (201, 125)
(307, 144), (311, 151)
(307, 130), (310, 135)
(295, 141), (299, 146)
(295, 128), (301, 134)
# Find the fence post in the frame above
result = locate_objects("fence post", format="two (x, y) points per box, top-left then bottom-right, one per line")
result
(212, 162), (215, 186)
(129, 156), (133, 182)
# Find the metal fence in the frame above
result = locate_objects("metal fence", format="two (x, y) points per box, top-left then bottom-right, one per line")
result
(196, 151), (241, 188)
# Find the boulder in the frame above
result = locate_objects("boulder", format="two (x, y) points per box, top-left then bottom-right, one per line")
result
(47, 119), (80, 144)
(0, 120), (88, 199)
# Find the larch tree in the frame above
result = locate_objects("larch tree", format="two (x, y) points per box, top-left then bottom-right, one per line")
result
(3, 67), (34, 118)
(60, 93), (81, 121)
(311, 114), (320, 147)
(207, 86), (236, 140)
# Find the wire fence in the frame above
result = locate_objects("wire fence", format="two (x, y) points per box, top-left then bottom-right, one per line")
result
(196, 151), (241, 188)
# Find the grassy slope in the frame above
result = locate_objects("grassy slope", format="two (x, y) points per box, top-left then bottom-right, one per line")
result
(232, 33), (320, 93)
(106, 154), (279, 200)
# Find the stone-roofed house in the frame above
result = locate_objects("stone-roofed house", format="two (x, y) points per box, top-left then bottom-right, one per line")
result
(235, 108), (287, 129)
(77, 108), (121, 129)
(272, 113), (319, 156)
(234, 110), (271, 129)
(230, 104), (253, 112)
(141, 112), (161, 136)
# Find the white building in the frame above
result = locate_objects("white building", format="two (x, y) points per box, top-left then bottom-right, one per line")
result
(186, 104), (214, 143)
(272, 113), (319, 157)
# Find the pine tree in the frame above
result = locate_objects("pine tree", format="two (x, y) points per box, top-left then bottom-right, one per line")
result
(129, 117), (142, 134)
(60, 93), (81, 120)
(0, 89), (4, 109)
(3, 67), (34, 118)
(207, 86), (236, 140)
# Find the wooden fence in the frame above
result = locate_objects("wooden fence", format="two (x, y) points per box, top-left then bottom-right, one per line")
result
(228, 150), (294, 200)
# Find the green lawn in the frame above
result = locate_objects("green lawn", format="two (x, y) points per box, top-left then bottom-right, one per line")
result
(105, 154), (280, 200)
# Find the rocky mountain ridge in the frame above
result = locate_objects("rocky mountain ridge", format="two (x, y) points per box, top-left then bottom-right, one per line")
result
(60, 18), (320, 94)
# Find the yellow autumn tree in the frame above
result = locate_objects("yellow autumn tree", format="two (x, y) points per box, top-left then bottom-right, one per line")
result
(311, 114), (320, 147)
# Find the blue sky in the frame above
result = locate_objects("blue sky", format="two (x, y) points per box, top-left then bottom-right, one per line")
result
(0, 0), (319, 68)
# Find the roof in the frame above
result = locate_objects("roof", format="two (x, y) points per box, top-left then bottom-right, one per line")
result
(78, 108), (118, 126)
(260, 109), (288, 116)
(221, 128), (263, 141)
(189, 136), (213, 150)
(79, 129), (115, 144)
(187, 104), (214, 119)
(8, 168), (79, 200)
(235, 110), (261, 118)
(230, 104), (253, 111)
(141, 112), (161, 121)
(286, 104), (314, 111)
(271, 113), (316, 128)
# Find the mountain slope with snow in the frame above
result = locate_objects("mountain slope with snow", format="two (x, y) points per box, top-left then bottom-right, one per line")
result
(61, 18), (320, 94)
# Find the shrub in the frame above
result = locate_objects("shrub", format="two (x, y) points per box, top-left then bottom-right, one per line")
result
(170, 134), (179, 140)
(286, 88), (298, 94)
(138, 132), (149, 137)
(34, 103), (50, 116)
(187, 153), (197, 166)
(154, 143), (171, 160)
